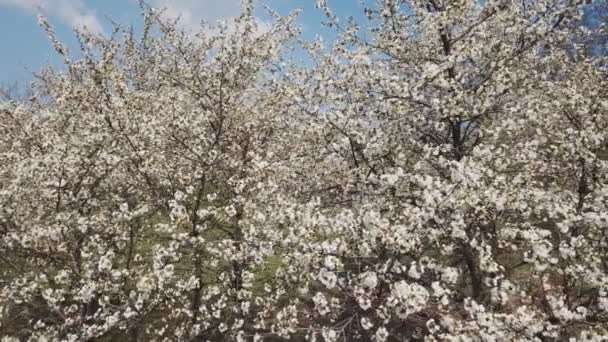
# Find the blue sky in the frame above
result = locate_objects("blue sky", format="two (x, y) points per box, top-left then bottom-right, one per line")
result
(0, 0), (365, 84)
(2, 0), (603, 84)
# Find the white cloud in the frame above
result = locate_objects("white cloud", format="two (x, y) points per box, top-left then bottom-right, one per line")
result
(0, 0), (104, 34)
(152, 0), (242, 29)
(151, 0), (271, 33)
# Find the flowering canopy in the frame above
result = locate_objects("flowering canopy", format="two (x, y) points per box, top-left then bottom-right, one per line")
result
(1, 0), (607, 341)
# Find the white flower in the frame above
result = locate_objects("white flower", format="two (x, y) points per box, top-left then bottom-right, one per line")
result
(98, 252), (114, 272)
(408, 265), (421, 279)
(375, 327), (389, 342)
(319, 268), (337, 289)
(241, 301), (250, 314)
(54, 270), (70, 284)
(391, 281), (430, 318)
(361, 272), (378, 289)
(124, 307), (137, 319)
(136, 276), (155, 293)
(357, 296), (372, 310)
(322, 328), (337, 342)
(324, 255), (338, 270)
(361, 317), (374, 330)
(442, 267), (459, 284)
(313, 292), (330, 316)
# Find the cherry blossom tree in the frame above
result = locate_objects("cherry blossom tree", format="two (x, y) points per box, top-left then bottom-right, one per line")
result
(1, 2), (301, 340)
(1, 0), (607, 341)
(256, 0), (608, 340)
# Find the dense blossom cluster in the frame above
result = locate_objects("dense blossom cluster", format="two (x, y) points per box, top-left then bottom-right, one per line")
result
(1, 0), (607, 340)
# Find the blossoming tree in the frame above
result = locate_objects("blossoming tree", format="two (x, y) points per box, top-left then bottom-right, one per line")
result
(1, 0), (607, 341)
